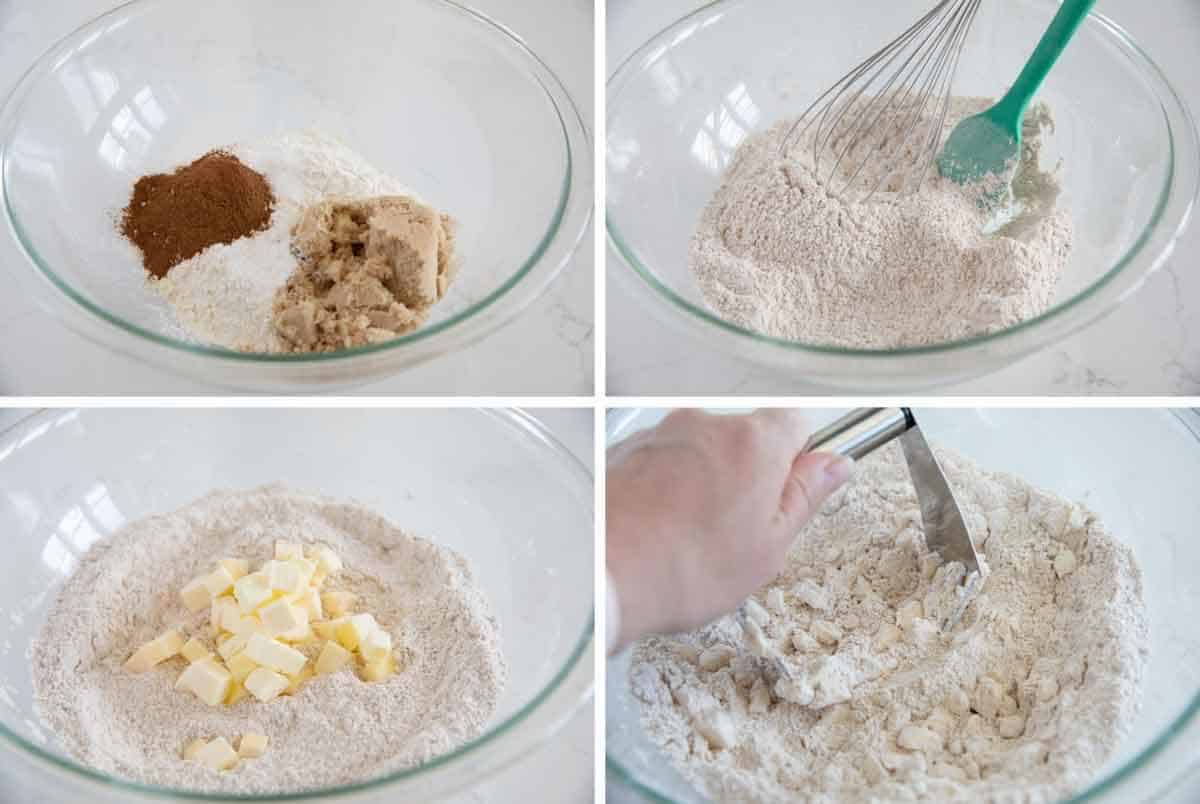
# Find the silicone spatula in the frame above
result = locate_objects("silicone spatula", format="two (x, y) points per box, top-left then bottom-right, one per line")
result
(937, 0), (1096, 184)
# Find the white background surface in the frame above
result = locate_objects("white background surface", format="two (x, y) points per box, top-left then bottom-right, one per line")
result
(606, 0), (1200, 397)
(0, 406), (594, 804)
(0, 0), (594, 396)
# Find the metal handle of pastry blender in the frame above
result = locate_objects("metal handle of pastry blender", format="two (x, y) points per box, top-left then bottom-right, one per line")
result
(803, 407), (915, 460)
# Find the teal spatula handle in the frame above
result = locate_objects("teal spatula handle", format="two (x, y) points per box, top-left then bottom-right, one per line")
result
(992, 0), (1097, 127)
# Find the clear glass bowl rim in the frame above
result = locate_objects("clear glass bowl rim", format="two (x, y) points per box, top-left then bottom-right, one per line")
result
(0, 0), (589, 365)
(604, 408), (1200, 804)
(0, 407), (596, 801)
(605, 0), (1200, 360)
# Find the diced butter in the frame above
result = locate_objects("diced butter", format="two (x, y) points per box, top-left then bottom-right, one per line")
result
(175, 657), (232, 706)
(299, 587), (323, 621)
(224, 681), (248, 706)
(218, 558), (250, 580)
(238, 733), (269, 758)
(360, 629), (393, 664)
(263, 560), (304, 595)
(312, 620), (340, 641)
(361, 651), (395, 683)
(228, 615), (266, 637)
(275, 541), (304, 561)
(335, 613), (378, 652)
(277, 622), (312, 643)
(244, 667), (289, 702)
(216, 633), (250, 662)
(288, 558), (318, 586)
(194, 736), (239, 771)
(242, 634), (307, 675)
(260, 598), (308, 637)
(225, 652), (258, 683)
(234, 572), (273, 613)
(320, 590), (356, 618)
(309, 566), (328, 588)
(182, 737), (208, 760)
(283, 665), (313, 695)
(212, 596), (240, 632)
(124, 629), (184, 673)
(308, 545), (343, 575)
(314, 641), (353, 675)
(180, 578), (212, 613)
(201, 566), (236, 597)
(180, 638), (210, 663)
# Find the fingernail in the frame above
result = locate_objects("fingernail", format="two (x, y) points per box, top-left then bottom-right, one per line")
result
(823, 455), (855, 488)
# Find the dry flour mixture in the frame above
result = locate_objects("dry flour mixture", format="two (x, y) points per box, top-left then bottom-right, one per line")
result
(32, 486), (506, 794)
(690, 98), (1073, 349)
(631, 444), (1147, 803)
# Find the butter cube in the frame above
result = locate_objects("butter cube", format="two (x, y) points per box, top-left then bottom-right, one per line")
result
(263, 561), (304, 595)
(278, 622), (313, 643)
(180, 638), (209, 663)
(335, 613), (378, 652)
(244, 667), (289, 702)
(289, 558), (318, 585)
(216, 633), (250, 662)
(320, 590), (356, 618)
(228, 615), (266, 637)
(218, 558), (250, 580)
(242, 633), (307, 675)
(225, 652), (258, 682)
(224, 681), (248, 705)
(180, 578), (212, 612)
(283, 664), (313, 695)
(298, 587), (323, 621)
(182, 738), (208, 760)
(124, 629), (184, 673)
(312, 620), (339, 640)
(194, 736), (239, 771)
(212, 596), (240, 632)
(234, 572), (273, 613)
(176, 658), (232, 706)
(360, 629), (393, 664)
(309, 566), (328, 588)
(238, 733), (269, 759)
(314, 641), (353, 675)
(361, 651), (395, 682)
(201, 566), (236, 598)
(308, 545), (343, 575)
(260, 598), (308, 637)
(275, 541), (304, 560)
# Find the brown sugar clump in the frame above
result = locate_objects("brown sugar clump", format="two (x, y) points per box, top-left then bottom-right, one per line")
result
(121, 151), (275, 278)
(272, 196), (458, 353)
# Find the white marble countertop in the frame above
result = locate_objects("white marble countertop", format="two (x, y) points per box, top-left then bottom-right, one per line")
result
(0, 407), (594, 804)
(0, 0), (594, 396)
(607, 0), (1200, 397)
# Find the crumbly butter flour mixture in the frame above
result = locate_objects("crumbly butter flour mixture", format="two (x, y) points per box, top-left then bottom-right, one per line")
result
(631, 444), (1147, 803)
(32, 486), (506, 794)
(690, 98), (1073, 348)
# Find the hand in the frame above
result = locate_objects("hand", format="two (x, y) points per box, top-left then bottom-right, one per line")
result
(606, 409), (854, 653)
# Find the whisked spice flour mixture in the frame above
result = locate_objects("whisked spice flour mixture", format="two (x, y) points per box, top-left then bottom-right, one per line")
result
(31, 486), (506, 794)
(630, 443), (1147, 803)
(690, 98), (1073, 349)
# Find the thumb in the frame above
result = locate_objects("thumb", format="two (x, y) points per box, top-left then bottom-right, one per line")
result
(778, 452), (855, 532)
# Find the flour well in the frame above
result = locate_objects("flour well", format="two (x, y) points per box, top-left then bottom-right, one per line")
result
(150, 132), (414, 352)
(32, 486), (506, 794)
(631, 443), (1147, 803)
(689, 98), (1073, 349)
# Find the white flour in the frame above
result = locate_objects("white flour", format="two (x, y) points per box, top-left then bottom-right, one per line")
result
(630, 443), (1147, 803)
(689, 98), (1073, 349)
(151, 132), (413, 352)
(31, 486), (506, 794)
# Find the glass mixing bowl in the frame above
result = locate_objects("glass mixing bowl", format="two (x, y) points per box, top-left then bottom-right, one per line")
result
(0, 408), (594, 802)
(607, 0), (1200, 390)
(0, 0), (591, 392)
(606, 408), (1200, 803)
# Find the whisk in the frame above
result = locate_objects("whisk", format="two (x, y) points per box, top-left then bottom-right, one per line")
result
(780, 0), (983, 204)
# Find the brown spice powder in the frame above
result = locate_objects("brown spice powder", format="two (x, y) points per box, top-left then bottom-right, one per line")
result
(121, 151), (275, 278)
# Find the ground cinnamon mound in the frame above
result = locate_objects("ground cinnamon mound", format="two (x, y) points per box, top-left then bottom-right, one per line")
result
(121, 151), (275, 278)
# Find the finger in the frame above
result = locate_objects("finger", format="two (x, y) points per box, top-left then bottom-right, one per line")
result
(751, 409), (813, 453)
(777, 452), (855, 534)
